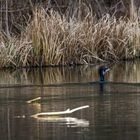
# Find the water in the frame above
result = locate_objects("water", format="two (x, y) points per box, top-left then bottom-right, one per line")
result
(1, 61), (140, 140)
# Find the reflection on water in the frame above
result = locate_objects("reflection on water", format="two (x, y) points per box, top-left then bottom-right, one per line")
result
(0, 61), (140, 85)
(33, 117), (89, 128)
(1, 61), (140, 140)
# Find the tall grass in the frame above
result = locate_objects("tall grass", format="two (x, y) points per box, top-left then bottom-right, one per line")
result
(0, 34), (32, 68)
(25, 7), (140, 65)
(0, 5), (140, 68)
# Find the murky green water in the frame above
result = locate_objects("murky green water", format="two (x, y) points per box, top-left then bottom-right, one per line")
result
(1, 61), (140, 140)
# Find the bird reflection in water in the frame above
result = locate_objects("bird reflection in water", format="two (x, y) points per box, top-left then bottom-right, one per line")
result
(98, 66), (110, 93)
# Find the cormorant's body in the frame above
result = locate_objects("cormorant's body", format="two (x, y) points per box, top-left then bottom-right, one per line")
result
(98, 66), (110, 93)
(98, 66), (110, 82)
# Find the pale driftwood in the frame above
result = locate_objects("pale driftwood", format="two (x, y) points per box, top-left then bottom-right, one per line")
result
(31, 105), (89, 118)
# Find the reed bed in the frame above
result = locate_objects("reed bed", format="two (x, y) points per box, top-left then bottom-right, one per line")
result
(0, 6), (140, 68)
(0, 35), (32, 68)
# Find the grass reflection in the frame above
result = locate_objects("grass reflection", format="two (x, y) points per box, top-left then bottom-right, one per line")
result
(0, 61), (139, 86)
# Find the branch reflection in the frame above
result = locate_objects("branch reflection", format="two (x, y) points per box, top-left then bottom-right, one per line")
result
(33, 116), (89, 128)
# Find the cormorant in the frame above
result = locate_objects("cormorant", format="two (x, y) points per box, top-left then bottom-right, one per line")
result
(98, 66), (110, 82)
(98, 66), (110, 93)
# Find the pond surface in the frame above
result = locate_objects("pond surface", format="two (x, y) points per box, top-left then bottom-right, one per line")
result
(1, 61), (140, 140)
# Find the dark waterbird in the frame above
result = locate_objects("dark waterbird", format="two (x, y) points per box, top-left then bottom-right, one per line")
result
(98, 66), (110, 93)
(98, 66), (110, 82)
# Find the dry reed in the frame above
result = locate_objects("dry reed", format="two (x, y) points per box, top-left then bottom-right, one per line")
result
(0, 5), (140, 68)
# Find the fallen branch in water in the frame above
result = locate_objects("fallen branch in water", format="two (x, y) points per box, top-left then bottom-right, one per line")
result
(31, 105), (89, 118)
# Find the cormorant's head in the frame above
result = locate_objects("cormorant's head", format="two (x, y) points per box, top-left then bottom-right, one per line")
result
(98, 66), (110, 82)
